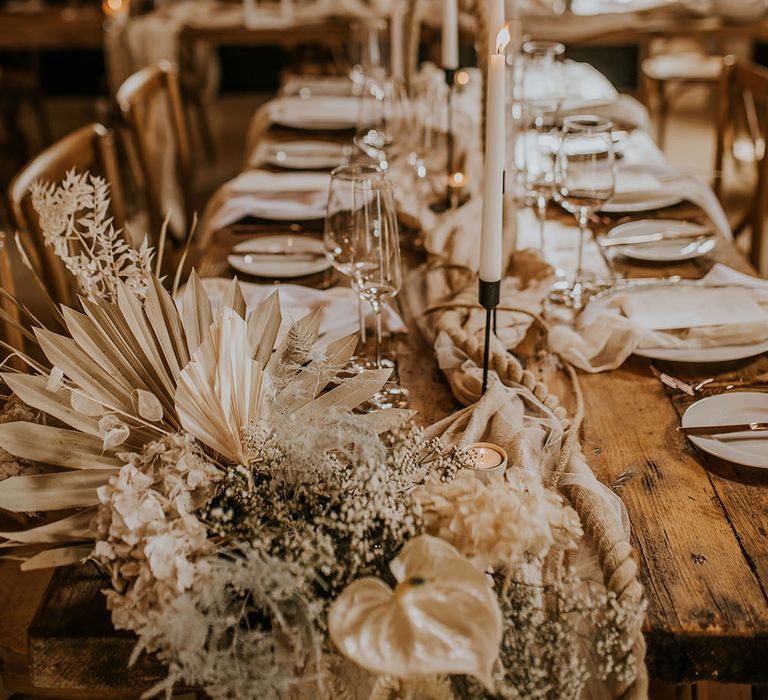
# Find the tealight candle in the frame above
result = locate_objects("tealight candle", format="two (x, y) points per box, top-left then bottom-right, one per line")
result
(466, 442), (508, 482)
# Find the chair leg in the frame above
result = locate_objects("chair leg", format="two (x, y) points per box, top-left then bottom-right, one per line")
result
(752, 685), (768, 700)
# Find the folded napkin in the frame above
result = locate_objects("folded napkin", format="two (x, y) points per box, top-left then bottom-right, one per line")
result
(548, 264), (768, 373)
(227, 170), (330, 194)
(268, 96), (373, 130)
(198, 278), (406, 343)
(199, 170), (330, 245)
(613, 168), (662, 196)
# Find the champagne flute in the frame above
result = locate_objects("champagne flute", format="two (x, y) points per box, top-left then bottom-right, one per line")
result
(324, 163), (383, 366)
(349, 177), (408, 410)
(554, 114), (615, 309)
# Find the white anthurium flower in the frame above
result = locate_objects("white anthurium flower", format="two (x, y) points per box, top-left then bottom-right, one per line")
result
(328, 534), (502, 691)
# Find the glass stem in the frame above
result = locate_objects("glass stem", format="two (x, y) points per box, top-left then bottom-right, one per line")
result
(358, 298), (367, 345)
(372, 300), (383, 369)
(575, 208), (587, 287)
(536, 195), (547, 250)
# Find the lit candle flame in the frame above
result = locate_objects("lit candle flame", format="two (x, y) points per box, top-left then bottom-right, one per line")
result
(495, 25), (510, 53)
(449, 171), (465, 187)
(103, 0), (127, 16)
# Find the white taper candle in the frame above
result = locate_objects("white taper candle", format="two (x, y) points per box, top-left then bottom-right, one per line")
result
(441, 0), (459, 69)
(487, 0), (504, 61)
(479, 25), (509, 283)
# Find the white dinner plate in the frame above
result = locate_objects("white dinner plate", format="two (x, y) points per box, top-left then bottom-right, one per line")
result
(634, 340), (768, 363)
(601, 192), (684, 213)
(681, 392), (768, 468)
(264, 141), (346, 170)
(228, 236), (330, 278)
(606, 219), (716, 263)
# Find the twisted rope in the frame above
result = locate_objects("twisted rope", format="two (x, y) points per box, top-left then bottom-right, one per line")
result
(423, 280), (647, 699)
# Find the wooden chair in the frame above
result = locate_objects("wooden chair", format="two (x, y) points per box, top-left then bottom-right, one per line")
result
(641, 36), (725, 149)
(7, 123), (126, 308)
(714, 56), (768, 272)
(116, 61), (193, 243)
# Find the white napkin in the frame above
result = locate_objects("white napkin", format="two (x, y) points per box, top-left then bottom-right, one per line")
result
(198, 278), (407, 343)
(269, 96), (372, 129)
(549, 265), (768, 373)
(613, 169), (662, 196)
(227, 170), (330, 194)
(199, 170), (330, 242)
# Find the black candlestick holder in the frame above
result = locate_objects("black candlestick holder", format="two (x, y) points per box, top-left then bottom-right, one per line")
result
(479, 278), (500, 394)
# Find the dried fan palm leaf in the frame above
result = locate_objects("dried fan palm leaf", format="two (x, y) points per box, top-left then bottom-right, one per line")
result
(0, 507), (96, 545)
(220, 277), (247, 319)
(175, 307), (265, 464)
(247, 290), (281, 366)
(181, 269), (213, 357)
(0, 469), (116, 511)
(0, 423), (123, 469)
(21, 544), (93, 570)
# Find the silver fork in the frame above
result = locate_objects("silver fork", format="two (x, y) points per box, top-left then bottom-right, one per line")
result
(651, 365), (768, 395)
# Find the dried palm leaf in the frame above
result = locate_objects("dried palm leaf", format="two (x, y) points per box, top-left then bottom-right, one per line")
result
(0, 507), (96, 545)
(176, 307), (265, 464)
(21, 544), (93, 571)
(0, 469), (116, 512)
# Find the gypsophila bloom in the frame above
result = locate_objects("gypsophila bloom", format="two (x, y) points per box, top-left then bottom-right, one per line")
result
(415, 469), (582, 570)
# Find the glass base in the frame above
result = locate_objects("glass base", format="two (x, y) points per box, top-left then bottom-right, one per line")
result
(548, 277), (614, 310)
(360, 383), (410, 412)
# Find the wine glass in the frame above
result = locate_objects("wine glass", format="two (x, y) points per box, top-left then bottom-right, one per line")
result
(521, 113), (561, 249)
(354, 77), (410, 170)
(554, 114), (615, 309)
(347, 19), (388, 95)
(521, 40), (565, 126)
(349, 177), (408, 410)
(324, 164), (383, 366)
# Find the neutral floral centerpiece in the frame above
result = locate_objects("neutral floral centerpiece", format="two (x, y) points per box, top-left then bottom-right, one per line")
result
(0, 172), (643, 700)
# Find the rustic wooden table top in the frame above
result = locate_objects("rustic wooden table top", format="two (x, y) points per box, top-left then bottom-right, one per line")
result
(0, 5), (105, 50)
(5, 120), (768, 694)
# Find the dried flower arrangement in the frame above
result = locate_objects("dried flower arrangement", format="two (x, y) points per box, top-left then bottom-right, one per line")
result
(0, 173), (643, 700)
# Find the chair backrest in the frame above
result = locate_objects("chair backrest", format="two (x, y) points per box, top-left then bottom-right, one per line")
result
(116, 61), (192, 242)
(714, 56), (768, 272)
(0, 231), (26, 368)
(7, 122), (126, 307)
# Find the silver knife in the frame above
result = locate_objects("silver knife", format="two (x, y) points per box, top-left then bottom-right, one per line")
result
(677, 421), (768, 436)
(600, 229), (712, 247)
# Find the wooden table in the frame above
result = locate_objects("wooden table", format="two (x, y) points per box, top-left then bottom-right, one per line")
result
(4, 126), (768, 697)
(0, 5), (105, 50)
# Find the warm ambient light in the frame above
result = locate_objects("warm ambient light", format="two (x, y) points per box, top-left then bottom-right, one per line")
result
(495, 25), (510, 53)
(455, 70), (470, 86)
(103, 0), (128, 16)
(449, 171), (466, 187)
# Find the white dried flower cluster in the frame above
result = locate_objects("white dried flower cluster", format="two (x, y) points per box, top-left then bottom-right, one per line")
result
(93, 433), (221, 652)
(30, 170), (153, 302)
(415, 469), (583, 570)
(454, 574), (643, 700)
(140, 545), (321, 700)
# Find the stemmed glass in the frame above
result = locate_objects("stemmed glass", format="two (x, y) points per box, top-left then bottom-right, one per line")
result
(347, 19), (388, 95)
(521, 113), (560, 249)
(324, 164), (382, 367)
(554, 115), (615, 309)
(349, 176), (408, 409)
(355, 78), (410, 170)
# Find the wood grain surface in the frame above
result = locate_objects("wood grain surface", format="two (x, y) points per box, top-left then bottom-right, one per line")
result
(6, 125), (768, 694)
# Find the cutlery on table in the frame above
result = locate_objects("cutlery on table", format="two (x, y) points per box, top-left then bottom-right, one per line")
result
(677, 422), (768, 436)
(600, 229), (713, 247)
